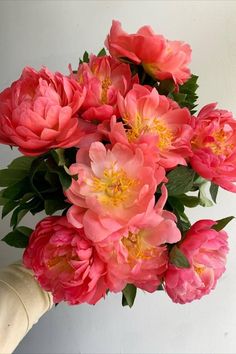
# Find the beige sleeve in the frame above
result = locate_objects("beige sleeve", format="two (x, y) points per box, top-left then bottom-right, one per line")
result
(0, 261), (53, 354)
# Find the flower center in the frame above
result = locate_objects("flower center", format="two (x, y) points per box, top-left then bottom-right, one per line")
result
(192, 127), (234, 156)
(101, 77), (112, 104)
(92, 164), (136, 207)
(127, 115), (173, 150)
(152, 118), (173, 150)
(47, 255), (73, 272)
(208, 129), (234, 156)
(122, 230), (156, 261)
(194, 265), (205, 276)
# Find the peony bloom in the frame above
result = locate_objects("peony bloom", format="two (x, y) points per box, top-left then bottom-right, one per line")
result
(0, 66), (86, 155)
(23, 216), (108, 305)
(190, 103), (236, 192)
(72, 54), (137, 122)
(105, 20), (191, 85)
(95, 185), (181, 292)
(105, 84), (193, 168)
(66, 141), (165, 241)
(164, 220), (228, 304)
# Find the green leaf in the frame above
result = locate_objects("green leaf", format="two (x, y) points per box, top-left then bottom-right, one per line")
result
(2, 200), (18, 218)
(58, 171), (72, 190)
(46, 158), (72, 191)
(178, 194), (199, 208)
(44, 171), (59, 186)
(44, 199), (70, 215)
(30, 200), (44, 215)
(0, 169), (29, 187)
(10, 207), (28, 228)
(17, 226), (33, 237)
(193, 175), (207, 186)
(168, 196), (191, 233)
(9, 197), (40, 228)
(157, 79), (175, 96)
(198, 183), (213, 207)
(168, 196), (184, 213)
(212, 216), (234, 231)
(122, 294), (128, 307)
(8, 156), (35, 170)
(82, 51), (89, 63)
(122, 284), (137, 308)
(157, 284), (164, 291)
(210, 182), (219, 203)
(51, 149), (66, 166)
(171, 92), (187, 104)
(2, 177), (31, 200)
(29, 158), (46, 200)
(2, 226), (32, 248)
(21, 193), (34, 203)
(0, 189), (8, 205)
(97, 48), (106, 57)
(169, 74), (199, 114)
(166, 166), (195, 196)
(170, 246), (190, 268)
(64, 147), (77, 166)
(177, 211), (191, 232)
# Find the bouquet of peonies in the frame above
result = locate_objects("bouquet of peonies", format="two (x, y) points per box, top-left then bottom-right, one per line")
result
(0, 21), (235, 306)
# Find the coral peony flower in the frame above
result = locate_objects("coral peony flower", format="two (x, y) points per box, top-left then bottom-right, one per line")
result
(104, 84), (193, 168)
(0, 66), (86, 155)
(23, 216), (108, 305)
(164, 220), (228, 304)
(66, 141), (165, 241)
(190, 103), (236, 192)
(105, 20), (191, 85)
(72, 54), (137, 122)
(95, 185), (181, 292)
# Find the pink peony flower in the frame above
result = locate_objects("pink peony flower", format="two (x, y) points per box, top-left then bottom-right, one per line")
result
(105, 20), (192, 85)
(65, 141), (165, 241)
(164, 220), (228, 304)
(104, 84), (193, 168)
(72, 54), (137, 122)
(0, 66), (86, 155)
(190, 103), (236, 192)
(23, 216), (108, 305)
(95, 185), (181, 292)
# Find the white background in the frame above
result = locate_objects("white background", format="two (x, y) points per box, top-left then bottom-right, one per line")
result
(1, 1), (236, 353)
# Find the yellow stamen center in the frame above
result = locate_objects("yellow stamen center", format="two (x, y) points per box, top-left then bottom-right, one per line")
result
(92, 165), (136, 207)
(192, 127), (234, 156)
(127, 115), (173, 150)
(152, 118), (173, 150)
(101, 78), (112, 104)
(194, 265), (205, 276)
(208, 129), (234, 156)
(122, 231), (156, 261)
(47, 255), (73, 272)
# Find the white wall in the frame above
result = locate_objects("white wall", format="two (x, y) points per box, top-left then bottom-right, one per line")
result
(0, 1), (236, 353)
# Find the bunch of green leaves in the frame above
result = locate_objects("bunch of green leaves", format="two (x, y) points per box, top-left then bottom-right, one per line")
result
(159, 165), (225, 234)
(157, 75), (199, 114)
(79, 48), (107, 65)
(0, 148), (77, 248)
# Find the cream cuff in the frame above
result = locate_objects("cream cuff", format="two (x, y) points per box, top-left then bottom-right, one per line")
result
(0, 261), (53, 354)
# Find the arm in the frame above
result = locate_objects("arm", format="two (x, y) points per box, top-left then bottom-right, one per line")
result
(0, 261), (53, 354)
